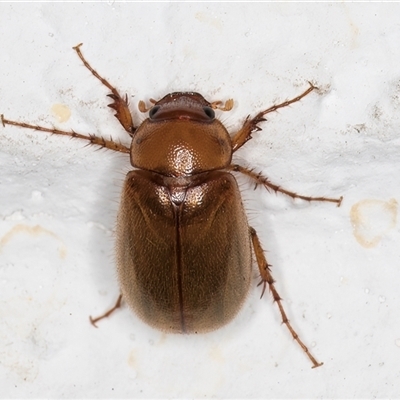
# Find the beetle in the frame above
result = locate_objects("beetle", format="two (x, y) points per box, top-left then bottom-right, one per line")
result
(1, 43), (342, 368)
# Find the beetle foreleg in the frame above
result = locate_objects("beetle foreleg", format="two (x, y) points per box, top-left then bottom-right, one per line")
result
(230, 164), (342, 206)
(1, 115), (130, 154)
(249, 227), (323, 369)
(231, 83), (316, 152)
(89, 294), (123, 327)
(73, 43), (136, 136)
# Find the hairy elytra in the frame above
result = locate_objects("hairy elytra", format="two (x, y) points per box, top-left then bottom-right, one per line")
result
(1, 44), (342, 368)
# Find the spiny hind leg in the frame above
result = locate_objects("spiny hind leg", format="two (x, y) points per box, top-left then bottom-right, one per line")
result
(90, 294), (123, 327)
(250, 226), (323, 369)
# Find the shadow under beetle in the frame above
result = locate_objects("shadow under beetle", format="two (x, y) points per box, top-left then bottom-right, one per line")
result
(1, 43), (342, 368)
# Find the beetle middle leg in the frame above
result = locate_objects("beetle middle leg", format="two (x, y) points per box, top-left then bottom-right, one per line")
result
(230, 164), (343, 206)
(0, 114), (130, 154)
(250, 227), (323, 369)
(231, 82), (316, 152)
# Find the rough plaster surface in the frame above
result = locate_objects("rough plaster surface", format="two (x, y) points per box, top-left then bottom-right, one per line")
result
(1, 3), (400, 398)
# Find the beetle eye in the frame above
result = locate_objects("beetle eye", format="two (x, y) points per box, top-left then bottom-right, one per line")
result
(149, 106), (161, 119)
(203, 107), (215, 119)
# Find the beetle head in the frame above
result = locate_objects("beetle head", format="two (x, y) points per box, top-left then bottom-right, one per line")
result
(147, 92), (216, 122)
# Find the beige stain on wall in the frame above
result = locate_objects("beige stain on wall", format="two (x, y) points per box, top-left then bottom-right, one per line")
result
(0, 224), (67, 258)
(51, 103), (71, 123)
(350, 199), (398, 248)
(0, 224), (67, 382)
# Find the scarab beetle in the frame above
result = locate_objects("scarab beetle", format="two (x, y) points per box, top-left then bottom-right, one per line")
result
(1, 44), (342, 368)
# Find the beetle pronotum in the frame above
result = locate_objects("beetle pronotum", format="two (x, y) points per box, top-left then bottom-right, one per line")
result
(2, 44), (342, 368)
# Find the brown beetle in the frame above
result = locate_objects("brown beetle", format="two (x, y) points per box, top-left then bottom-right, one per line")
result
(1, 44), (342, 369)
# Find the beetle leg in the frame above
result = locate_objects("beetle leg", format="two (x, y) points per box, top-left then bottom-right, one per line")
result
(249, 227), (323, 369)
(89, 294), (123, 327)
(230, 164), (342, 206)
(1, 114), (130, 154)
(231, 83), (316, 152)
(73, 43), (136, 137)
